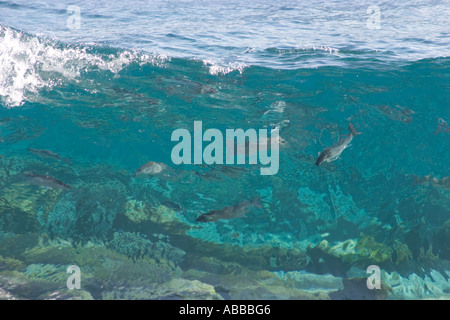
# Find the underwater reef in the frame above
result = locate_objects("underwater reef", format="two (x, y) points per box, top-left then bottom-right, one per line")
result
(0, 152), (449, 300)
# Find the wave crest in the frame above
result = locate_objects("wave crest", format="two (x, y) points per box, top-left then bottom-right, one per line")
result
(0, 26), (167, 107)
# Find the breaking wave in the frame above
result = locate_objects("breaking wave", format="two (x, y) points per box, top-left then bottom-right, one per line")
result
(0, 26), (167, 107)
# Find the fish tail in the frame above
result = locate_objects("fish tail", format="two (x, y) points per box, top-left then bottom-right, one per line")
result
(348, 123), (362, 136)
(315, 157), (322, 166)
(315, 151), (327, 166)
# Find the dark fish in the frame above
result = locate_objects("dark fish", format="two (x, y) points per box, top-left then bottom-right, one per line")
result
(157, 77), (217, 103)
(375, 105), (414, 123)
(196, 165), (248, 181)
(0, 118), (12, 127)
(111, 87), (160, 106)
(195, 170), (223, 181)
(24, 171), (72, 190)
(316, 123), (361, 166)
(28, 148), (71, 164)
(163, 77), (217, 95)
(196, 198), (262, 223)
(162, 200), (182, 210)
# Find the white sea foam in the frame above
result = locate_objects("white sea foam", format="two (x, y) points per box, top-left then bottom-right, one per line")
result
(311, 46), (340, 54)
(0, 26), (167, 107)
(202, 59), (247, 75)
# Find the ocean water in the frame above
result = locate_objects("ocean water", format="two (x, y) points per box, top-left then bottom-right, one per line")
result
(0, 0), (449, 300)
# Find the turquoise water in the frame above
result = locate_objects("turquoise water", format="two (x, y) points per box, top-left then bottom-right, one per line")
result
(0, 0), (449, 300)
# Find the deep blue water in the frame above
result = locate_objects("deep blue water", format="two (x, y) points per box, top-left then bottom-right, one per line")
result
(0, 0), (449, 300)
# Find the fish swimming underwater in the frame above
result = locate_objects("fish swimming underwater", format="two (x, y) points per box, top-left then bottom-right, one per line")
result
(411, 174), (450, 189)
(434, 118), (450, 134)
(196, 198), (262, 222)
(315, 123), (361, 166)
(24, 171), (72, 189)
(28, 148), (71, 164)
(375, 104), (415, 124)
(135, 161), (167, 175)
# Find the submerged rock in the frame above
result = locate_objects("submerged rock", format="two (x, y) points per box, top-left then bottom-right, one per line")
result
(109, 231), (185, 265)
(0, 256), (25, 271)
(110, 231), (152, 260)
(384, 270), (450, 299)
(0, 287), (16, 300)
(124, 198), (149, 223)
(182, 267), (331, 300)
(24, 264), (68, 283)
(46, 187), (126, 242)
(273, 270), (344, 294)
(42, 289), (94, 300)
(312, 234), (394, 265)
(159, 278), (222, 300)
(100, 278), (222, 300)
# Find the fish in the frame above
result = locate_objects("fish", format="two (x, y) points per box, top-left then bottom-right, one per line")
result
(135, 161), (167, 175)
(27, 148), (71, 164)
(24, 171), (72, 190)
(375, 104), (414, 123)
(434, 118), (450, 134)
(157, 76), (217, 103)
(162, 200), (182, 210)
(0, 117), (13, 125)
(112, 87), (160, 106)
(315, 123), (361, 166)
(160, 77), (217, 95)
(195, 165), (248, 181)
(411, 174), (450, 189)
(196, 198), (262, 223)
